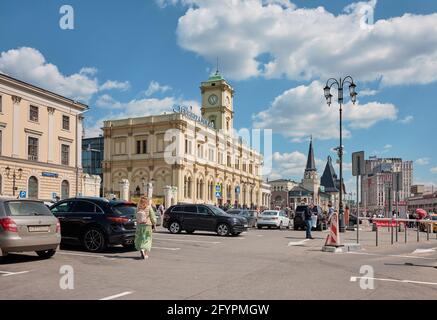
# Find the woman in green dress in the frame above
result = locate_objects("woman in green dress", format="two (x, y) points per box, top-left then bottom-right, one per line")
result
(135, 196), (157, 260)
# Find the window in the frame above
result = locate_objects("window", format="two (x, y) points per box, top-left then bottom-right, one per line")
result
(28, 176), (38, 199)
(61, 180), (69, 199)
(73, 201), (102, 213)
(185, 139), (188, 154)
(142, 140), (147, 154)
(136, 139), (147, 154)
(197, 206), (211, 215)
(0, 95), (2, 113)
(5, 201), (52, 216)
(51, 201), (74, 214)
(62, 115), (70, 130)
(136, 140), (141, 154)
(28, 137), (39, 161)
(172, 206), (184, 212)
(29, 105), (39, 122)
(61, 144), (70, 166)
(184, 206), (197, 213)
(0, 130), (2, 156)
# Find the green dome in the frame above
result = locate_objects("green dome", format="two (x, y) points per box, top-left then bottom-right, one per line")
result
(207, 70), (224, 82)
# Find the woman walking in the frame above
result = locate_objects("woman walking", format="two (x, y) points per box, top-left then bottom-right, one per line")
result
(135, 196), (157, 260)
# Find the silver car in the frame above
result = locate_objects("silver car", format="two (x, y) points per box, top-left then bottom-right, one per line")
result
(0, 199), (61, 259)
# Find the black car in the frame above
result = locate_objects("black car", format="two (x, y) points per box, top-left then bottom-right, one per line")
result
(162, 204), (248, 236)
(226, 209), (257, 228)
(293, 205), (325, 231)
(50, 197), (137, 252)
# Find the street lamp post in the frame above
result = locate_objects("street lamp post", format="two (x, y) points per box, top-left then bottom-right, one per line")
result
(5, 166), (23, 197)
(323, 76), (358, 233)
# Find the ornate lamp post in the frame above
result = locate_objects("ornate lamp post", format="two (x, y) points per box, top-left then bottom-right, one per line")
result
(5, 166), (23, 197)
(323, 76), (358, 232)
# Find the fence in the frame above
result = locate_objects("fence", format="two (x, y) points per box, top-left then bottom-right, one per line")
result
(357, 217), (437, 246)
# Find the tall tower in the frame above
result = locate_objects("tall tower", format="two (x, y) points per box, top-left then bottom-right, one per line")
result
(302, 136), (320, 203)
(200, 69), (234, 132)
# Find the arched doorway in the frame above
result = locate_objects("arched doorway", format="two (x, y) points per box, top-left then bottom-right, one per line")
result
(61, 180), (70, 199)
(28, 176), (38, 199)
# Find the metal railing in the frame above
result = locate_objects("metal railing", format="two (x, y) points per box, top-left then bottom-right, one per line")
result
(357, 217), (436, 246)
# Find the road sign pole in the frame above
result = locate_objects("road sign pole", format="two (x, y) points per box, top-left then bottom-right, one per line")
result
(356, 174), (360, 244)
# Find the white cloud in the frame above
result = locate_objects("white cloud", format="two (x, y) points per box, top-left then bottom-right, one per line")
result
(431, 167), (437, 174)
(252, 81), (397, 141)
(415, 158), (430, 166)
(268, 150), (325, 180)
(384, 144), (392, 149)
(171, 0), (437, 86)
(360, 89), (378, 97)
(144, 81), (172, 96)
(399, 115), (414, 124)
(100, 80), (130, 91)
(0, 47), (131, 103)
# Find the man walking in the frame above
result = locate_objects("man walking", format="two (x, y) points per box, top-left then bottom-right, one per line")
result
(304, 203), (314, 239)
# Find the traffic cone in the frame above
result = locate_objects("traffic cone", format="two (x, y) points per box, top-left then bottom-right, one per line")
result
(325, 212), (341, 246)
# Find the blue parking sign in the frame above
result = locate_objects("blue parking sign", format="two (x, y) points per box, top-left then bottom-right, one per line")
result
(215, 191), (222, 198)
(19, 191), (26, 198)
(215, 184), (221, 192)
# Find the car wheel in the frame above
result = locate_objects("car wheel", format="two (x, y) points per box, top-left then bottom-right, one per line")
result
(287, 221), (291, 229)
(278, 222), (283, 230)
(169, 221), (182, 234)
(294, 225), (299, 230)
(186, 229), (195, 234)
(231, 232), (241, 236)
(36, 249), (56, 259)
(257, 225), (262, 229)
(82, 228), (107, 252)
(217, 223), (230, 236)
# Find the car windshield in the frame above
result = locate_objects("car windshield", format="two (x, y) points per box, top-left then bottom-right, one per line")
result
(112, 204), (137, 215)
(5, 201), (53, 216)
(431, 216), (437, 221)
(209, 206), (227, 216)
(262, 211), (278, 216)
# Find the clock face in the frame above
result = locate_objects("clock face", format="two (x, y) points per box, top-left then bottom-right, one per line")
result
(208, 94), (218, 105)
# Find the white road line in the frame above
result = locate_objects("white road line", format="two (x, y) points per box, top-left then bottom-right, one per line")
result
(58, 251), (110, 259)
(288, 239), (309, 246)
(348, 251), (436, 260)
(153, 237), (221, 244)
(152, 246), (181, 251)
(0, 270), (31, 277)
(256, 235), (264, 237)
(412, 248), (435, 254)
(99, 291), (133, 300)
(350, 276), (437, 287)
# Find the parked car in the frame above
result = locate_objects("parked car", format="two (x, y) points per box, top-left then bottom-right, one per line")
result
(419, 214), (437, 233)
(162, 204), (248, 236)
(293, 205), (325, 231)
(50, 197), (137, 252)
(226, 209), (257, 228)
(257, 210), (291, 229)
(0, 199), (61, 260)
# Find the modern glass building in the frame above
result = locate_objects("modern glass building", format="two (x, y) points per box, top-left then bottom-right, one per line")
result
(82, 136), (104, 196)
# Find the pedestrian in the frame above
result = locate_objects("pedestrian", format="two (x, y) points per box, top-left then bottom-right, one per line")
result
(158, 203), (165, 219)
(134, 196), (157, 260)
(327, 202), (335, 221)
(304, 203), (314, 239)
(344, 205), (350, 227)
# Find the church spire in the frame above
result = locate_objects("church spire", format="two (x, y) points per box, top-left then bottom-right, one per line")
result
(305, 136), (316, 172)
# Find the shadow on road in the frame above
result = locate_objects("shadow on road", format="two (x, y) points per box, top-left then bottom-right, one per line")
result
(0, 253), (44, 265)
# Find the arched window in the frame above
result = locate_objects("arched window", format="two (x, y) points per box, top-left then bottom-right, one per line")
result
(187, 177), (192, 198)
(28, 176), (38, 199)
(135, 185), (141, 197)
(184, 176), (188, 198)
(200, 179), (204, 199)
(61, 180), (70, 199)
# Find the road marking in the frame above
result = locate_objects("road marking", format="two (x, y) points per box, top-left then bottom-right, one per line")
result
(99, 291), (133, 300)
(0, 270), (31, 277)
(58, 251), (111, 259)
(153, 237), (221, 244)
(350, 276), (437, 287)
(348, 251), (436, 260)
(152, 246), (181, 251)
(412, 248), (436, 254)
(288, 239), (309, 246)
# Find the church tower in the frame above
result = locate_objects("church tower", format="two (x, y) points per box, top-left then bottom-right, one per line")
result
(302, 136), (320, 203)
(200, 68), (234, 132)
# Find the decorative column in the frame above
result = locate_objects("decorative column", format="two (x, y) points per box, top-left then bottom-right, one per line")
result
(11, 96), (21, 158)
(119, 179), (130, 201)
(47, 107), (55, 163)
(77, 114), (84, 168)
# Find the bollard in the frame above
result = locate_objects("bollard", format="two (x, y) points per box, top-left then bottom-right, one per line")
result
(376, 226), (379, 247)
(427, 223), (430, 241)
(405, 222), (407, 243)
(417, 221), (420, 242)
(396, 219), (398, 242)
(391, 223), (394, 245)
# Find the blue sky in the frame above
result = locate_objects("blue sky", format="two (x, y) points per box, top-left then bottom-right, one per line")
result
(1, 0), (436, 192)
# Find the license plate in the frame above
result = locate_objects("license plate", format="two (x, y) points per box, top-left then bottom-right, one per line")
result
(28, 226), (50, 232)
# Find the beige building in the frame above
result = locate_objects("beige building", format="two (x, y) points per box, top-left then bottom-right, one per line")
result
(0, 74), (88, 201)
(102, 71), (264, 208)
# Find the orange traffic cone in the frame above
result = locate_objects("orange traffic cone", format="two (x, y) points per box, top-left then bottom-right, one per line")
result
(325, 212), (341, 246)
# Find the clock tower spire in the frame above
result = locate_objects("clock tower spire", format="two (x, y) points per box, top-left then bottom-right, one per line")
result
(200, 69), (234, 132)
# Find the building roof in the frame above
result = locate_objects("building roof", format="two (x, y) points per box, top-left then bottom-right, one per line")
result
(289, 185), (313, 196)
(206, 70), (225, 82)
(305, 137), (316, 172)
(321, 156), (339, 193)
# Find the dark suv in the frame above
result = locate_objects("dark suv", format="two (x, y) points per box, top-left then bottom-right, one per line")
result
(50, 197), (137, 252)
(163, 204), (248, 236)
(293, 205), (325, 231)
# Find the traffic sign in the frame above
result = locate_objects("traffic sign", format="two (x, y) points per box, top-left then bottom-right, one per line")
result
(235, 186), (240, 194)
(215, 184), (221, 192)
(19, 191), (26, 199)
(215, 191), (222, 198)
(352, 151), (365, 176)
(52, 192), (57, 200)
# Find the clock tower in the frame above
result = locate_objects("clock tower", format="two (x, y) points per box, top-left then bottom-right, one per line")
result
(200, 69), (234, 132)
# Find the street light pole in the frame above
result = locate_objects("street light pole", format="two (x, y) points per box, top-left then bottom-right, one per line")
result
(324, 76), (358, 233)
(5, 166), (23, 197)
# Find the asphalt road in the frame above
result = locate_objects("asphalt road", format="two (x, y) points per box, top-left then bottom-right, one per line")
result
(1, 226), (436, 300)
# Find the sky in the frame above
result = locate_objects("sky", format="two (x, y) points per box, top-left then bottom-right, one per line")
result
(1, 0), (437, 193)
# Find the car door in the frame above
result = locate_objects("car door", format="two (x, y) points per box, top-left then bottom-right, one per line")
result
(197, 205), (217, 231)
(51, 201), (75, 240)
(181, 205), (198, 230)
(68, 200), (104, 239)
